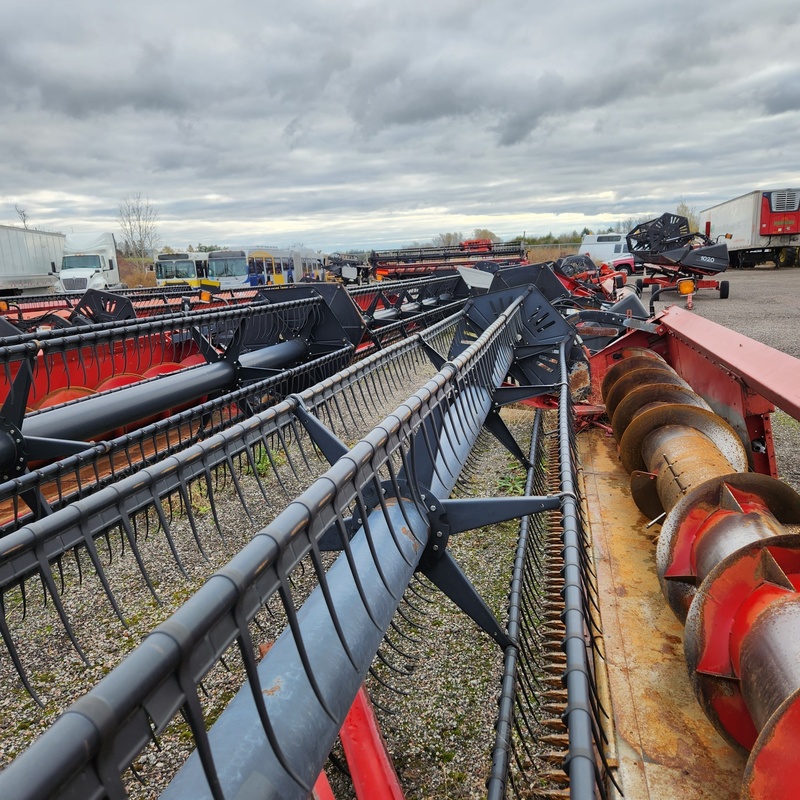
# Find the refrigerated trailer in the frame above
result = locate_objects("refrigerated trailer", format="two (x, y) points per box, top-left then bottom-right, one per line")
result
(699, 188), (800, 268)
(0, 224), (65, 296)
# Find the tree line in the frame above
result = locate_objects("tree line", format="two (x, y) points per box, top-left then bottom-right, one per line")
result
(27, 194), (699, 260)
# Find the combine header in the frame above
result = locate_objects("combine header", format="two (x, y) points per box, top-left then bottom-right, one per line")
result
(369, 239), (526, 280)
(626, 213), (731, 308)
(0, 242), (799, 800)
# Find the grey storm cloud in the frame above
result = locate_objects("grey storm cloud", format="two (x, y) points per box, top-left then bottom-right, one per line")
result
(757, 68), (800, 116)
(0, 0), (798, 251)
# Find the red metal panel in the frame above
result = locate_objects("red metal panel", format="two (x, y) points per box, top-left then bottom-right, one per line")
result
(760, 192), (800, 236)
(658, 306), (800, 419)
(312, 772), (337, 800)
(340, 687), (405, 800)
(656, 306), (800, 477)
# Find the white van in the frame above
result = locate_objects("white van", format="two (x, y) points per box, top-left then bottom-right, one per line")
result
(579, 234), (631, 264)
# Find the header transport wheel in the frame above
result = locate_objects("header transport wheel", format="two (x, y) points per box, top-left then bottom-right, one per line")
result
(719, 280), (730, 299)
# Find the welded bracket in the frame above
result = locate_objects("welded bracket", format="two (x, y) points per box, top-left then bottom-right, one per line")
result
(483, 406), (532, 470)
(291, 400), (350, 465)
(492, 385), (558, 405)
(191, 326), (222, 363)
(416, 492), (562, 650)
(423, 494), (561, 557)
(419, 339), (446, 371)
(423, 551), (513, 649)
(0, 353), (69, 515)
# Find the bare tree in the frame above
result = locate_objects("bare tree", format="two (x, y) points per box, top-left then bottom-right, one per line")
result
(676, 198), (700, 233)
(15, 204), (29, 229)
(118, 193), (160, 261)
(431, 232), (464, 247)
(472, 228), (500, 242)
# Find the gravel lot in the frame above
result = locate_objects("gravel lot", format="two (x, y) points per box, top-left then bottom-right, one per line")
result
(650, 265), (800, 492)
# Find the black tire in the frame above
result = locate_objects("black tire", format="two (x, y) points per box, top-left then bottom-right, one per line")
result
(777, 248), (796, 268)
(719, 280), (730, 299)
(618, 264), (631, 276)
(635, 278), (644, 292)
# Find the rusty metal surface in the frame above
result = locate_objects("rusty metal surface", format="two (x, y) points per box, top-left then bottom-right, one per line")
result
(740, 600), (800, 799)
(611, 384), (710, 442)
(604, 367), (688, 417)
(602, 339), (800, 800)
(684, 536), (800, 752)
(619, 405), (747, 477)
(640, 425), (741, 514)
(656, 474), (800, 621)
(600, 349), (673, 403)
(579, 428), (744, 799)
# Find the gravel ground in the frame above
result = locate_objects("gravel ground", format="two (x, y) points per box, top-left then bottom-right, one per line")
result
(649, 265), (800, 493)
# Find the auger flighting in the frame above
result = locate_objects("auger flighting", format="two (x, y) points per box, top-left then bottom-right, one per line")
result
(604, 348), (800, 799)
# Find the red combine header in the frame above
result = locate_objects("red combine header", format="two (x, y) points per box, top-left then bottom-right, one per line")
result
(369, 238), (526, 279)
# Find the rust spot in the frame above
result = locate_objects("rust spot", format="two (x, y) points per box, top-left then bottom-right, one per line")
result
(258, 641), (274, 660)
(385, 498), (421, 552)
(262, 678), (283, 696)
(401, 525), (420, 553)
(569, 359), (591, 403)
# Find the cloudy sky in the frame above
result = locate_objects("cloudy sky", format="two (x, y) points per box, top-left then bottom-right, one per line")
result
(1, 0), (798, 252)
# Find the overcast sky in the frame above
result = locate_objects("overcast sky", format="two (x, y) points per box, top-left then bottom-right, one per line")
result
(1, 0), (798, 252)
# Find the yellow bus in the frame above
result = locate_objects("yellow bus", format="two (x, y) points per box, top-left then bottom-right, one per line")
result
(246, 247), (327, 285)
(153, 252), (217, 288)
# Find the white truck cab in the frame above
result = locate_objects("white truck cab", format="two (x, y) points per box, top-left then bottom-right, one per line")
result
(59, 232), (123, 293)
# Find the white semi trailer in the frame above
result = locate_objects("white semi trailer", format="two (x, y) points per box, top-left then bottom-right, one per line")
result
(699, 188), (800, 268)
(0, 224), (65, 296)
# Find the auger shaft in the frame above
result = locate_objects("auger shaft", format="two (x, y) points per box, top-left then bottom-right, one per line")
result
(606, 349), (800, 799)
(21, 338), (308, 445)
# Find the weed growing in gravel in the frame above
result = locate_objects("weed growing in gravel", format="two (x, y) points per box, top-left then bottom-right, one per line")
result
(496, 456), (526, 495)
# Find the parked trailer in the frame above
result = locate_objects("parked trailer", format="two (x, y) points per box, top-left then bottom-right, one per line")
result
(699, 188), (800, 268)
(0, 224), (65, 296)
